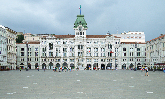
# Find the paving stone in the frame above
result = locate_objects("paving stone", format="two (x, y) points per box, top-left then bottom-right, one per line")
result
(0, 70), (165, 98)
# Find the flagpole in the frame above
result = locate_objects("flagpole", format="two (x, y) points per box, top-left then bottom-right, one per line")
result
(80, 5), (81, 15)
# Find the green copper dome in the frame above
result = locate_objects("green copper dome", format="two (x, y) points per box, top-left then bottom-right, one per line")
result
(73, 15), (88, 29)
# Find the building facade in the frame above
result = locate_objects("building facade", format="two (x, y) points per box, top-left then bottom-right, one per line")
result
(38, 15), (146, 70)
(146, 34), (165, 69)
(15, 14), (147, 70)
(0, 25), (17, 70)
(16, 42), (40, 69)
(0, 25), (8, 70)
(6, 27), (17, 69)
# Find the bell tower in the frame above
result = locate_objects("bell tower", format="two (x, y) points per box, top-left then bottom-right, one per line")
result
(73, 5), (88, 38)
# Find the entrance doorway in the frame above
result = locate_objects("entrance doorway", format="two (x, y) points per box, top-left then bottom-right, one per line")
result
(93, 63), (98, 70)
(70, 63), (75, 69)
(42, 63), (46, 69)
(129, 63), (133, 69)
(49, 62), (53, 69)
(122, 63), (126, 69)
(101, 64), (105, 70)
(28, 63), (31, 69)
(86, 64), (91, 70)
(35, 63), (39, 69)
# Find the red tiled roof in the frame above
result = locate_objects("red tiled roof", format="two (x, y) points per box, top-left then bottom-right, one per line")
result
(41, 35), (117, 38)
(17, 41), (40, 44)
(86, 35), (107, 38)
(54, 35), (75, 38)
(120, 42), (146, 44)
(147, 34), (165, 42)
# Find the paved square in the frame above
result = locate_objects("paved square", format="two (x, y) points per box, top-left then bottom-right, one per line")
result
(0, 70), (165, 99)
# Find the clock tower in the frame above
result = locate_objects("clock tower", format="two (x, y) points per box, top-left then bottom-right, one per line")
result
(73, 15), (88, 38)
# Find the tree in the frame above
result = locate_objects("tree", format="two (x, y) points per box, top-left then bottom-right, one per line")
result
(16, 35), (24, 43)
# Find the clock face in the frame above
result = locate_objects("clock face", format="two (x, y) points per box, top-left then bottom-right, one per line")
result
(79, 26), (82, 31)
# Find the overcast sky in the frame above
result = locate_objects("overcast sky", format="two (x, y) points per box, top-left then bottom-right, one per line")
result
(0, 0), (165, 41)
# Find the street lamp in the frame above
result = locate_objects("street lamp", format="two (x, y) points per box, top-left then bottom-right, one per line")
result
(26, 41), (28, 71)
(115, 51), (116, 69)
(135, 42), (137, 71)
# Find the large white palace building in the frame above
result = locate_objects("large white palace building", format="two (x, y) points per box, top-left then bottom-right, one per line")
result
(16, 14), (147, 70)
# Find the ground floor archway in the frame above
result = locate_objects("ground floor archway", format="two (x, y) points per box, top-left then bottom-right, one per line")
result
(28, 63), (31, 69)
(106, 63), (112, 70)
(20, 63), (24, 69)
(56, 63), (60, 67)
(35, 63), (39, 69)
(86, 64), (91, 70)
(63, 62), (68, 67)
(42, 63), (46, 69)
(70, 63), (75, 69)
(49, 62), (53, 69)
(129, 63), (133, 69)
(122, 63), (126, 69)
(101, 64), (105, 70)
(93, 63), (98, 70)
(137, 63), (141, 70)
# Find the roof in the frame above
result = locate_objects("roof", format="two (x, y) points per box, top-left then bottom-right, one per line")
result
(53, 35), (75, 38)
(147, 34), (165, 42)
(73, 15), (88, 29)
(17, 41), (40, 44)
(43, 35), (116, 38)
(121, 42), (146, 44)
(86, 35), (108, 38)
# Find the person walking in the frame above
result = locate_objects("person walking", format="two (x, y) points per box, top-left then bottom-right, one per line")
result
(70, 67), (72, 72)
(19, 67), (21, 72)
(44, 66), (45, 72)
(145, 67), (149, 76)
(53, 66), (55, 72)
(64, 66), (67, 72)
(55, 67), (57, 72)
(37, 67), (39, 71)
(59, 67), (60, 72)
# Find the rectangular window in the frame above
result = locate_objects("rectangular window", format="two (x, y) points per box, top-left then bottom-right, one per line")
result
(35, 52), (38, 56)
(49, 52), (53, 56)
(63, 41), (67, 44)
(63, 48), (67, 52)
(57, 41), (61, 44)
(35, 48), (38, 51)
(101, 59), (105, 62)
(21, 52), (24, 56)
(124, 53), (126, 56)
(63, 53), (67, 57)
(137, 52), (140, 56)
(21, 48), (24, 51)
(137, 48), (140, 51)
(49, 43), (53, 50)
(123, 48), (126, 51)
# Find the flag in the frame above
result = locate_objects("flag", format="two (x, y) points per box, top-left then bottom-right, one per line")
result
(110, 51), (114, 53)
(79, 5), (81, 15)
(79, 5), (81, 9)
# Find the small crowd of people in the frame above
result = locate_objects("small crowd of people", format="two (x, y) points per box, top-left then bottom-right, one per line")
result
(51, 66), (75, 72)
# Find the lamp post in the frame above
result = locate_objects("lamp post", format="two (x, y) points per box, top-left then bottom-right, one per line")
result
(135, 42), (137, 71)
(115, 50), (116, 69)
(26, 42), (28, 71)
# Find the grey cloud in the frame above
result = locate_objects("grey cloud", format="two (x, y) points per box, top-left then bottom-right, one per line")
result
(0, 0), (165, 41)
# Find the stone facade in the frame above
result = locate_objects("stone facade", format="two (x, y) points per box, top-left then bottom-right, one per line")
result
(16, 42), (40, 69)
(0, 25), (8, 69)
(6, 27), (17, 69)
(15, 14), (147, 70)
(146, 34), (165, 69)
